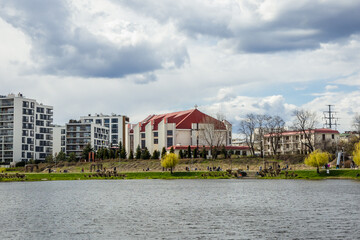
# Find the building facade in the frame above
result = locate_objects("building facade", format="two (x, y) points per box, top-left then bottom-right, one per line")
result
(80, 114), (129, 147)
(0, 93), (53, 165)
(53, 125), (66, 156)
(264, 128), (340, 155)
(126, 108), (232, 156)
(65, 120), (109, 159)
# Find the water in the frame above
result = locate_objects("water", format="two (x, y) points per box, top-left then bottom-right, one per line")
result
(0, 179), (359, 239)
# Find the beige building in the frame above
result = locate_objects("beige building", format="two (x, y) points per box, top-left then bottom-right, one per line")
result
(264, 128), (340, 155)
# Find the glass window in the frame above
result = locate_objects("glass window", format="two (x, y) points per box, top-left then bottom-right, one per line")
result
(167, 137), (173, 147)
(167, 130), (173, 136)
(332, 134), (334, 139)
(154, 139), (158, 144)
(141, 133), (145, 138)
(141, 140), (146, 149)
(153, 132), (158, 137)
(111, 118), (118, 123)
(104, 119), (110, 123)
(95, 119), (102, 124)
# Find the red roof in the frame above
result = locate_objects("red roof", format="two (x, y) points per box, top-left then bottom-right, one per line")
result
(167, 145), (249, 151)
(264, 128), (339, 137)
(138, 109), (227, 132)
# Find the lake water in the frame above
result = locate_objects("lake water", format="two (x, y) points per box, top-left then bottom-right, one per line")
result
(0, 179), (359, 239)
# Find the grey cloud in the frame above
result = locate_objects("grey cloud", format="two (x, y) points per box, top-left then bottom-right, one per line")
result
(0, 0), (188, 80)
(113, 0), (360, 53)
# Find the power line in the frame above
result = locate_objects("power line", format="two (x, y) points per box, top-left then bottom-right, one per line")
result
(323, 105), (339, 129)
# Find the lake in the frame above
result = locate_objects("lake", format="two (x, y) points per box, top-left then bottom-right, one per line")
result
(0, 179), (359, 239)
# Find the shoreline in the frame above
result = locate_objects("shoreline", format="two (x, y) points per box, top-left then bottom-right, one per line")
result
(1, 169), (360, 182)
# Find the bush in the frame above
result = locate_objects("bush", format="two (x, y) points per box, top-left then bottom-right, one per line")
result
(15, 162), (26, 167)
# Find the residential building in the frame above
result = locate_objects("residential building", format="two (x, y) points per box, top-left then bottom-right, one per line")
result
(53, 125), (66, 156)
(65, 120), (109, 159)
(126, 108), (232, 156)
(263, 128), (340, 155)
(0, 93), (53, 165)
(168, 145), (251, 157)
(80, 113), (129, 147)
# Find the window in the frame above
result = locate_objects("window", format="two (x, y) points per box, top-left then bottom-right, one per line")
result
(167, 130), (173, 136)
(61, 129), (65, 134)
(332, 134), (335, 139)
(111, 118), (118, 123)
(322, 134), (325, 141)
(95, 119), (102, 124)
(141, 133), (145, 138)
(153, 132), (158, 137)
(104, 119), (110, 123)
(167, 137), (173, 148)
(154, 139), (158, 144)
(141, 140), (146, 149)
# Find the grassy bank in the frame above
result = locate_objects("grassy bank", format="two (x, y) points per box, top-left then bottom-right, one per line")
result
(1, 169), (360, 182)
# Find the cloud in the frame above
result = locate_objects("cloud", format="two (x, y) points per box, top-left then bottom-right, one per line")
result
(114, 0), (360, 53)
(0, 0), (188, 80)
(325, 85), (338, 91)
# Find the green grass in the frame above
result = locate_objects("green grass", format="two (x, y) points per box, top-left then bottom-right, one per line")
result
(261, 169), (360, 180)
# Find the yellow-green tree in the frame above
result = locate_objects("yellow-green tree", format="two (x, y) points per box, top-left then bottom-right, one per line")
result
(352, 141), (360, 166)
(304, 150), (330, 173)
(161, 153), (179, 174)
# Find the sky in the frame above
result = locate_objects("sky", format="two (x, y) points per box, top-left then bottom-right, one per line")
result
(1, 0), (360, 133)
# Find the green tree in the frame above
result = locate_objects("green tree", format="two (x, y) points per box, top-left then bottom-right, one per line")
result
(56, 151), (66, 162)
(141, 147), (151, 160)
(170, 146), (174, 153)
(161, 147), (167, 159)
(201, 147), (207, 159)
(96, 148), (103, 160)
(81, 143), (93, 161)
(187, 145), (191, 158)
(353, 141), (360, 166)
(118, 141), (123, 152)
(193, 147), (199, 159)
(129, 150), (134, 160)
(161, 153), (179, 174)
(135, 145), (142, 159)
(221, 145), (227, 159)
(103, 148), (109, 160)
(152, 150), (160, 159)
(68, 152), (77, 162)
(109, 148), (115, 159)
(120, 147), (127, 159)
(304, 150), (330, 173)
(179, 149), (184, 159)
(45, 154), (54, 163)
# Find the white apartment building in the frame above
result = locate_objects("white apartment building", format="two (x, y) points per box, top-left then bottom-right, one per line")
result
(126, 108), (232, 156)
(66, 120), (109, 159)
(264, 128), (340, 155)
(0, 93), (53, 165)
(80, 114), (129, 147)
(53, 125), (66, 156)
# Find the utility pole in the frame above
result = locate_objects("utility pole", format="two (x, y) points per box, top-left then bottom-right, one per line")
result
(323, 105), (339, 129)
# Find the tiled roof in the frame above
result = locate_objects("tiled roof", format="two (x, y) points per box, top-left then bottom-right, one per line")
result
(264, 128), (340, 137)
(138, 109), (228, 132)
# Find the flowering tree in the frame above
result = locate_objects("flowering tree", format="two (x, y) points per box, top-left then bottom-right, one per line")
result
(304, 150), (330, 173)
(161, 153), (179, 174)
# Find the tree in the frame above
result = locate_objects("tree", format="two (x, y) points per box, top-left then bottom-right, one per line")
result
(201, 147), (207, 159)
(161, 147), (167, 159)
(266, 115), (285, 155)
(170, 146), (175, 153)
(161, 153), (179, 174)
(239, 114), (257, 155)
(353, 141), (360, 166)
(135, 145), (142, 159)
(152, 150), (160, 159)
(255, 114), (270, 157)
(200, 115), (227, 159)
(45, 154), (54, 163)
(56, 151), (66, 162)
(129, 150), (134, 160)
(141, 147), (151, 160)
(293, 109), (318, 153)
(179, 149), (184, 159)
(103, 148), (109, 160)
(120, 147), (127, 159)
(221, 145), (227, 159)
(108, 148), (115, 159)
(304, 150), (330, 173)
(118, 141), (123, 152)
(193, 147), (199, 159)
(68, 152), (77, 162)
(81, 143), (93, 161)
(187, 145), (191, 158)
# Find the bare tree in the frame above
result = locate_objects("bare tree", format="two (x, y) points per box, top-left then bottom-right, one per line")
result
(265, 116), (285, 155)
(199, 115), (227, 158)
(256, 114), (271, 157)
(239, 114), (257, 155)
(353, 114), (360, 134)
(293, 109), (318, 153)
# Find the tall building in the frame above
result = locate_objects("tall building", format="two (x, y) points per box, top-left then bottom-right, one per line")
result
(80, 114), (129, 147)
(126, 108), (232, 156)
(65, 120), (109, 158)
(0, 93), (53, 165)
(53, 125), (66, 156)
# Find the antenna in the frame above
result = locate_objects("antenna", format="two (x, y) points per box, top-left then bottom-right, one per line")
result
(323, 105), (339, 129)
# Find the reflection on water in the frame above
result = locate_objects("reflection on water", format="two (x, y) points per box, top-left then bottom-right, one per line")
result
(0, 179), (359, 239)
